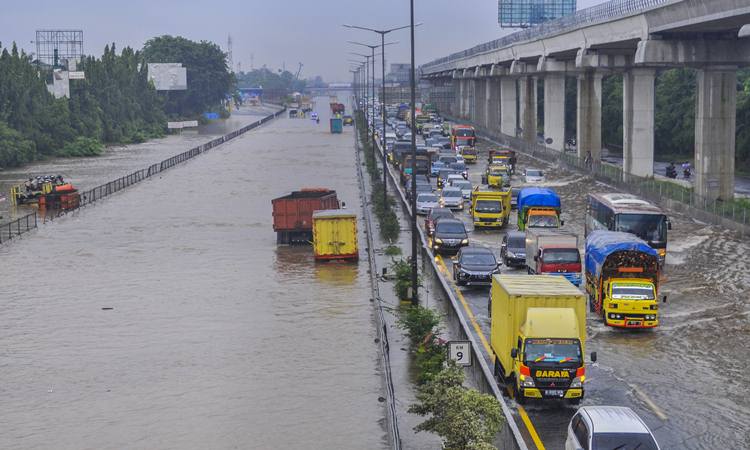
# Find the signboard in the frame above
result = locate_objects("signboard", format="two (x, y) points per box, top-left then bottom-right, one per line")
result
(499, 0), (576, 28)
(147, 63), (187, 91)
(69, 71), (85, 80)
(448, 341), (472, 367)
(167, 120), (199, 129)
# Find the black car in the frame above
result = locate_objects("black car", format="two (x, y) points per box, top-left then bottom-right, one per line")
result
(452, 246), (500, 286)
(425, 207), (454, 236)
(432, 218), (469, 254)
(501, 231), (527, 268)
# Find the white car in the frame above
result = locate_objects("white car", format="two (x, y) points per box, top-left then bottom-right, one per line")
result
(445, 173), (465, 188)
(565, 406), (660, 450)
(449, 179), (473, 199)
(440, 187), (464, 210)
(524, 168), (545, 183)
(415, 193), (440, 215)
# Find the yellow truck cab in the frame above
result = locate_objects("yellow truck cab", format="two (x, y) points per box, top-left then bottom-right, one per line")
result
(459, 146), (477, 163)
(483, 164), (510, 188)
(585, 231), (663, 328)
(470, 187), (511, 228)
(490, 275), (595, 405)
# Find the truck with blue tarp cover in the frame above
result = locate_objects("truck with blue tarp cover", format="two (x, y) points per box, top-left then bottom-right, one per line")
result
(517, 187), (562, 231)
(585, 231), (663, 329)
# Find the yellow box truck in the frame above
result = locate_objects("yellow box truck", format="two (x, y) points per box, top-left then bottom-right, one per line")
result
(489, 275), (595, 405)
(470, 187), (511, 228)
(312, 210), (358, 261)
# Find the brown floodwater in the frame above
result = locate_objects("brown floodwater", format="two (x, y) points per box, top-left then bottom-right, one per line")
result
(0, 98), (388, 449)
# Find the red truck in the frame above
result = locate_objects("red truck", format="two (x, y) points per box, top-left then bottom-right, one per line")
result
(330, 103), (345, 115)
(272, 188), (340, 244)
(525, 229), (582, 286)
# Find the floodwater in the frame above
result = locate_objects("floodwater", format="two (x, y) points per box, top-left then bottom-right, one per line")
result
(0, 97), (388, 449)
(414, 140), (750, 449)
(0, 104), (278, 221)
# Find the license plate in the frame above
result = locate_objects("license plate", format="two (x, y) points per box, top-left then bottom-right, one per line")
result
(545, 390), (564, 397)
(627, 320), (642, 327)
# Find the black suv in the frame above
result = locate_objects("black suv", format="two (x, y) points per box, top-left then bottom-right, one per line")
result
(432, 218), (469, 254)
(453, 246), (499, 286)
(501, 231), (527, 268)
(425, 207), (454, 237)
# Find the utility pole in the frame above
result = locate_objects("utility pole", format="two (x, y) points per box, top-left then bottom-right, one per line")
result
(408, 0), (418, 305)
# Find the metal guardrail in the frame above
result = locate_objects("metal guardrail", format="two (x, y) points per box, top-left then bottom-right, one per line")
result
(0, 212), (37, 244)
(467, 122), (750, 234)
(360, 110), (528, 450)
(422, 0), (674, 71)
(0, 107), (286, 244)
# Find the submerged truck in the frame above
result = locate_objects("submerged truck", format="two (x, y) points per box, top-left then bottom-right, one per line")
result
(525, 230), (582, 286)
(585, 231), (664, 328)
(517, 187), (563, 231)
(272, 188), (340, 244)
(490, 275), (595, 405)
(470, 187), (511, 228)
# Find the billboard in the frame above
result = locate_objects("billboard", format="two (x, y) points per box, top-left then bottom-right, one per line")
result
(499, 0), (576, 28)
(147, 63), (187, 91)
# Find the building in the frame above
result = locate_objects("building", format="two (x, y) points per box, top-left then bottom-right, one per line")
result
(386, 63), (412, 86)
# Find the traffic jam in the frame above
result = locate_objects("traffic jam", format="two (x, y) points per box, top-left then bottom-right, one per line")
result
(367, 101), (675, 449)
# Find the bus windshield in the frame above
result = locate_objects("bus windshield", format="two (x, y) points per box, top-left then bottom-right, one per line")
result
(454, 129), (474, 137)
(616, 214), (667, 243)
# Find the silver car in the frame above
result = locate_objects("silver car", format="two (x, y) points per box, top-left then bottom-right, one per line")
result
(440, 187), (464, 210)
(416, 193), (439, 215)
(449, 179), (473, 199)
(524, 168), (545, 183)
(566, 406), (660, 450)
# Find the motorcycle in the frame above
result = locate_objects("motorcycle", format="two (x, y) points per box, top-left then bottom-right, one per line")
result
(666, 166), (678, 179)
(683, 167), (691, 180)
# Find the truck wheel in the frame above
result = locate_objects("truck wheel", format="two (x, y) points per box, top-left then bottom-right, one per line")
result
(514, 382), (527, 405)
(588, 294), (595, 313)
(567, 398), (581, 406)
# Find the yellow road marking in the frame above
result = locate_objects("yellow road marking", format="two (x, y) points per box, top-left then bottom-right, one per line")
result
(435, 255), (546, 450)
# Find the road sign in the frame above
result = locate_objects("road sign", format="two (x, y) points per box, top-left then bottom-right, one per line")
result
(448, 340), (472, 366)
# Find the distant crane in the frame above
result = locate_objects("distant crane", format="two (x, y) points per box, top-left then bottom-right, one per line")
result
(294, 62), (303, 81)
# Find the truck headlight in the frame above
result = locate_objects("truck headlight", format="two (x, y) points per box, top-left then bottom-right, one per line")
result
(570, 377), (583, 388)
(434, 238), (443, 244)
(521, 377), (535, 388)
(646, 315), (656, 320)
(608, 313), (622, 320)
(461, 239), (469, 245)
(506, 251), (515, 258)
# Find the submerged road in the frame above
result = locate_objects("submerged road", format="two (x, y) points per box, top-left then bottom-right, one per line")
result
(393, 139), (749, 449)
(0, 98), (388, 449)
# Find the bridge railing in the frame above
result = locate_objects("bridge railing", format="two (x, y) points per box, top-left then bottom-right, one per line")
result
(422, 0), (674, 71)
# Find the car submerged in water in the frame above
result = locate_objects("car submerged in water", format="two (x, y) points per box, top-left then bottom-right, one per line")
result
(452, 246), (499, 286)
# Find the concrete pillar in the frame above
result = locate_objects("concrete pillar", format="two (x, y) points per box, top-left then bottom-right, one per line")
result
(487, 78), (501, 132)
(483, 78), (491, 129)
(695, 67), (737, 201)
(577, 72), (603, 162)
(623, 68), (656, 178)
(520, 76), (537, 144)
(500, 77), (517, 136)
(452, 80), (460, 117)
(468, 79), (477, 122)
(543, 73), (565, 151)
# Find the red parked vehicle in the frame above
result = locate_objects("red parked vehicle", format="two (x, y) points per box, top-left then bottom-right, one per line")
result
(272, 188), (340, 244)
(330, 103), (345, 115)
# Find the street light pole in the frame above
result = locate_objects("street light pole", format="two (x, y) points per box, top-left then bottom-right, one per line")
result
(408, 0), (418, 305)
(344, 24), (413, 212)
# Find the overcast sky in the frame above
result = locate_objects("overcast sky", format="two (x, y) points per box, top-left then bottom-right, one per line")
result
(1, 0), (607, 82)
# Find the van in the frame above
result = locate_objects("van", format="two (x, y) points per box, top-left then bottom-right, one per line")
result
(565, 406), (660, 450)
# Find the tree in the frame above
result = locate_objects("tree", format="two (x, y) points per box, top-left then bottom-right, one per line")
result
(409, 363), (504, 450)
(142, 35), (235, 118)
(655, 68), (696, 159)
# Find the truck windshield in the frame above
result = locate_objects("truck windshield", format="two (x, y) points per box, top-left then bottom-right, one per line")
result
(616, 213), (667, 243)
(528, 214), (558, 228)
(592, 433), (658, 450)
(524, 338), (581, 364)
(543, 249), (580, 264)
(475, 200), (502, 213)
(489, 168), (506, 176)
(611, 283), (655, 300)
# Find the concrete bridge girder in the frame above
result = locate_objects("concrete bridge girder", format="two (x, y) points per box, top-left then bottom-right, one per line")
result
(635, 38), (750, 67)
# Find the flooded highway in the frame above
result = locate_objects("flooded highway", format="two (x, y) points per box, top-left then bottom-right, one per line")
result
(0, 98), (388, 449)
(399, 139), (750, 449)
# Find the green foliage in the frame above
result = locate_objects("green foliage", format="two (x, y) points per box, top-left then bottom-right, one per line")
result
(601, 74), (623, 148)
(57, 136), (104, 157)
(0, 121), (36, 168)
(397, 303), (441, 345)
(737, 69), (750, 172)
(0, 41), (167, 167)
(142, 35), (235, 118)
(409, 363), (504, 450)
(384, 245), (402, 256)
(655, 69), (695, 157)
(236, 68), (306, 99)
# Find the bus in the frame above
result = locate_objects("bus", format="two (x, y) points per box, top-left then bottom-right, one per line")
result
(450, 125), (476, 149)
(585, 193), (671, 264)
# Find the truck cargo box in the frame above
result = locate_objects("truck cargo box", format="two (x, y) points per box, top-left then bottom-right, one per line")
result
(272, 189), (339, 244)
(312, 210), (358, 261)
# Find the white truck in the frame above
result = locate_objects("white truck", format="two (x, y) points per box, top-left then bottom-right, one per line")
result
(525, 230), (582, 287)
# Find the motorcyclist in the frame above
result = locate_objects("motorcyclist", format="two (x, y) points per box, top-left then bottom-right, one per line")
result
(666, 162), (677, 178)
